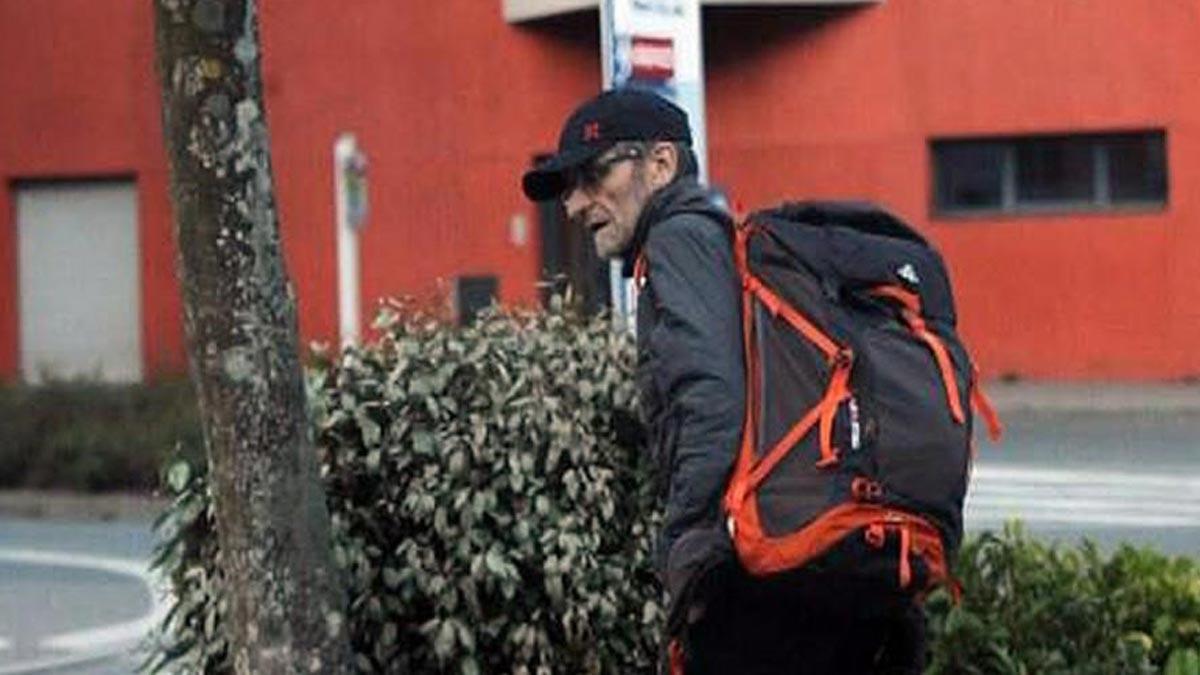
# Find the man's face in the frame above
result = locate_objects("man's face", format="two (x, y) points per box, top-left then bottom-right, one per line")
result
(561, 144), (652, 260)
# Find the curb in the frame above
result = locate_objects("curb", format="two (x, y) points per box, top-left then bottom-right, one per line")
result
(986, 382), (1200, 414)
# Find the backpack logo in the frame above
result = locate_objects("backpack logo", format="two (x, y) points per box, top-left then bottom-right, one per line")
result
(897, 263), (920, 285)
(583, 122), (601, 142)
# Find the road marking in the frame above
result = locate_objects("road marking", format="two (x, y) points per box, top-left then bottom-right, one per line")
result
(0, 637), (9, 651)
(967, 508), (1200, 528)
(967, 464), (1200, 528)
(973, 465), (1200, 488)
(968, 495), (1200, 516)
(0, 549), (170, 675)
(0, 651), (125, 675)
(971, 483), (1200, 499)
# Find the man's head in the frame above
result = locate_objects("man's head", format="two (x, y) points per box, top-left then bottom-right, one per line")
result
(522, 88), (697, 259)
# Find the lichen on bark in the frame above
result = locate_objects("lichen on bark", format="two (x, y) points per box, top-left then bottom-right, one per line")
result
(152, 1), (353, 672)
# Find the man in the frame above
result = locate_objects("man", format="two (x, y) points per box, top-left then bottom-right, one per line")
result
(522, 88), (921, 674)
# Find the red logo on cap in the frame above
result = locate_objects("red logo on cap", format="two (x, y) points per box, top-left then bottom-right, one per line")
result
(583, 122), (601, 142)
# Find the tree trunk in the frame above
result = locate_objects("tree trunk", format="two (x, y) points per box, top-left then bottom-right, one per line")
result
(152, 1), (352, 672)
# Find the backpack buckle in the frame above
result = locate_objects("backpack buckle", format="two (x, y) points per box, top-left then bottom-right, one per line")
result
(833, 348), (854, 368)
(851, 477), (883, 502)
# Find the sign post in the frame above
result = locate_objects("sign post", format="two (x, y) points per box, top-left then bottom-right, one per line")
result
(601, 0), (706, 330)
(334, 133), (368, 347)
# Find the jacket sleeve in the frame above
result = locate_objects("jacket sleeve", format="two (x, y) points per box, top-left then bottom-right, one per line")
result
(643, 213), (745, 558)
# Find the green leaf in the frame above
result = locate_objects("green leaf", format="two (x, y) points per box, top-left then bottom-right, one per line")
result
(381, 566), (401, 590)
(166, 461), (191, 493)
(434, 619), (456, 660)
(360, 417), (382, 447)
(380, 621), (398, 648)
(484, 548), (507, 577)
(1167, 649), (1200, 675)
(412, 431), (435, 455)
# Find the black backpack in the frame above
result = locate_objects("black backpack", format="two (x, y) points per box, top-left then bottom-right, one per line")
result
(718, 201), (1002, 597)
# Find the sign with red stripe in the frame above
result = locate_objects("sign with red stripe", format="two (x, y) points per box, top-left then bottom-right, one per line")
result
(630, 35), (674, 80)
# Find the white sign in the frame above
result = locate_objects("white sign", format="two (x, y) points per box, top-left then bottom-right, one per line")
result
(601, 0), (706, 179)
(601, 0), (707, 331)
(334, 133), (367, 347)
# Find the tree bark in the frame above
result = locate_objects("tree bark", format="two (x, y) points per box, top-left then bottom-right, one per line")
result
(152, 1), (352, 672)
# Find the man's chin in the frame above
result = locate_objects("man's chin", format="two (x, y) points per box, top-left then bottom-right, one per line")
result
(593, 235), (619, 260)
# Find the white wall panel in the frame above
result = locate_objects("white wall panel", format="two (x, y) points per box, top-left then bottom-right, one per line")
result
(17, 181), (142, 383)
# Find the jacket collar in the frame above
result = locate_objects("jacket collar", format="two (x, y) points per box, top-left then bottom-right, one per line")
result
(620, 177), (727, 276)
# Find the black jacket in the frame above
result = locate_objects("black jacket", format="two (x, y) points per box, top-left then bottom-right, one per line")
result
(625, 177), (744, 629)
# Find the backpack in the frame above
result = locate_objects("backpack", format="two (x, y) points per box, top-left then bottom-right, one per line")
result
(716, 200), (1002, 598)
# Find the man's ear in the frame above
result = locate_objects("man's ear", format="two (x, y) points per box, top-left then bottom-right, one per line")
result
(646, 142), (679, 190)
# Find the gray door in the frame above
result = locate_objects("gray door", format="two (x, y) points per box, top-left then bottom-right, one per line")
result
(16, 181), (143, 383)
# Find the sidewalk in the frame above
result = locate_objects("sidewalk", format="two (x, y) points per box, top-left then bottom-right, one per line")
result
(986, 381), (1200, 414)
(0, 491), (166, 522)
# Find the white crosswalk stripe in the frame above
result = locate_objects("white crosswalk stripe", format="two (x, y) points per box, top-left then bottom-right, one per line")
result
(0, 549), (170, 675)
(965, 465), (1200, 528)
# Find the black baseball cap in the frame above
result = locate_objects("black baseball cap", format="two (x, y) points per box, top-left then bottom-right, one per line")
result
(521, 88), (692, 201)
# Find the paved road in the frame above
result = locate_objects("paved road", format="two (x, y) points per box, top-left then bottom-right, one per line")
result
(966, 409), (1200, 556)
(0, 407), (1196, 673)
(0, 521), (158, 675)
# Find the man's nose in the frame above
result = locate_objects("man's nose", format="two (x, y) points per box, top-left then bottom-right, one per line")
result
(561, 187), (589, 223)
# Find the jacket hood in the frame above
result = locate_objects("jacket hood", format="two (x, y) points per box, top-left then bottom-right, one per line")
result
(621, 176), (731, 276)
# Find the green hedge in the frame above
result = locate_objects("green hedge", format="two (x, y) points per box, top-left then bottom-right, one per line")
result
(146, 301), (1200, 673)
(147, 300), (662, 674)
(0, 378), (203, 492)
(926, 523), (1200, 674)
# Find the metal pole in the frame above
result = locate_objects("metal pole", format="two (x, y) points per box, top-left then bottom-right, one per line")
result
(334, 133), (362, 348)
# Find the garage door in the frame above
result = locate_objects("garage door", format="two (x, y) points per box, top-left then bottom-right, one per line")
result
(16, 180), (142, 383)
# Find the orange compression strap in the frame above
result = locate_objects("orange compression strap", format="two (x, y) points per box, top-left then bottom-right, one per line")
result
(744, 274), (841, 360)
(864, 519), (913, 589)
(725, 224), (761, 511)
(669, 639), (685, 675)
(970, 366), (1004, 442)
(816, 352), (853, 468)
(731, 501), (950, 585)
(726, 222), (851, 515)
(744, 350), (852, 489)
(871, 285), (965, 424)
(898, 523), (913, 588)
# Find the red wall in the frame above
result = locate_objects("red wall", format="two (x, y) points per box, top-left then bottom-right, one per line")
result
(705, 1), (1200, 379)
(0, 0), (596, 379)
(254, 1), (598, 343)
(2, 0), (1198, 380)
(0, 0), (184, 378)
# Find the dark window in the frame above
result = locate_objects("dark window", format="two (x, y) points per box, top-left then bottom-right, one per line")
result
(935, 143), (1005, 210)
(455, 275), (498, 325)
(1015, 136), (1094, 204)
(1108, 133), (1167, 202)
(933, 130), (1167, 216)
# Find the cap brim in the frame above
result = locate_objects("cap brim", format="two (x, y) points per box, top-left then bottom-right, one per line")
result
(521, 145), (603, 201)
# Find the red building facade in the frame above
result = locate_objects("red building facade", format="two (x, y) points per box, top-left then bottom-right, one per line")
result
(2, 0), (1198, 381)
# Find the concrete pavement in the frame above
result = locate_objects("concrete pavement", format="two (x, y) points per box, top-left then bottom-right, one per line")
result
(986, 380), (1200, 413)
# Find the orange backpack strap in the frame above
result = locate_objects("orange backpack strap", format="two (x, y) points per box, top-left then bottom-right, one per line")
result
(725, 219), (853, 518)
(668, 639), (686, 675)
(633, 251), (649, 291)
(970, 365), (1004, 442)
(870, 284), (966, 425)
